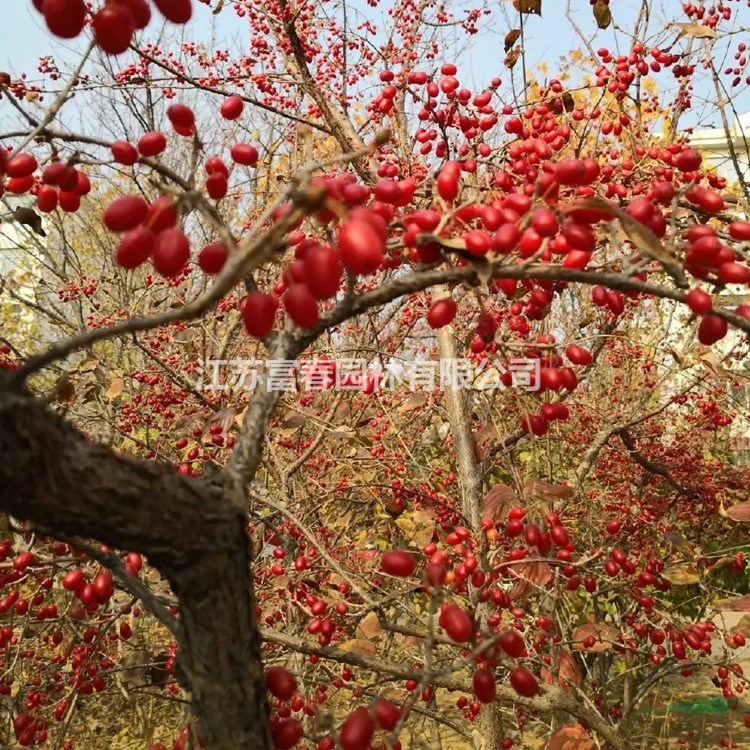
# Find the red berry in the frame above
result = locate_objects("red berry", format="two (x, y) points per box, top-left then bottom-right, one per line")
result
(242, 292), (277, 339)
(231, 143), (259, 166)
(62, 569), (85, 591)
(43, 0), (87, 39)
(339, 707), (375, 750)
(499, 629), (526, 658)
(439, 603), (473, 643)
(112, 141), (139, 166)
(374, 698), (401, 731)
(685, 288), (713, 315)
(302, 244), (342, 300)
(265, 667), (297, 700)
(152, 0), (193, 24)
(116, 227), (155, 269)
(92, 5), (135, 55)
(144, 197), (177, 232)
(104, 195), (149, 232)
(697, 314), (728, 345)
(37, 186), (58, 213)
(115, 0), (151, 29)
(284, 284), (319, 328)
(530, 207), (559, 237)
(426, 299), (457, 329)
(205, 172), (228, 200)
(728, 221), (750, 241)
(138, 131), (167, 157)
(220, 95), (244, 120)
(674, 148), (702, 172)
(167, 104), (196, 132)
(473, 668), (496, 703)
(6, 153), (37, 178)
(719, 262), (750, 284)
(509, 666), (539, 697)
(58, 190), (81, 212)
(205, 156), (229, 177)
(337, 215), (385, 275)
(272, 719), (303, 749)
(197, 241), (228, 274)
(152, 229), (190, 277)
(565, 344), (592, 366)
(380, 550), (416, 577)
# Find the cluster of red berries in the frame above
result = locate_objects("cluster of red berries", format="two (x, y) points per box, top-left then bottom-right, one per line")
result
(32, 0), (193, 55)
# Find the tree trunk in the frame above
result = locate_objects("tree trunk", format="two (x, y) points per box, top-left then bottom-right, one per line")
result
(435, 296), (506, 750)
(0, 376), (272, 750)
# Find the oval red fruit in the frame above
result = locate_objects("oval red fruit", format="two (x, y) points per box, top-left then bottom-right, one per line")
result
(6, 153), (37, 178)
(337, 217), (384, 275)
(92, 5), (135, 55)
(284, 284), (319, 328)
(104, 195), (149, 232)
(339, 707), (375, 750)
(380, 550), (416, 577)
(152, 0), (193, 24)
(509, 666), (539, 697)
(265, 667), (297, 700)
(231, 143), (259, 166)
(242, 292), (277, 339)
(220, 95), (244, 120)
(152, 229), (190, 277)
(473, 668), (496, 703)
(197, 241), (228, 274)
(439, 603), (473, 643)
(426, 299), (457, 329)
(116, 227), (155, 269)
(138, 131), (168, 157)
(374, 698), (401, 731)
(112, 141), (139, 166)
(271, 719), (303, 749)
(43, 0), (87, 38)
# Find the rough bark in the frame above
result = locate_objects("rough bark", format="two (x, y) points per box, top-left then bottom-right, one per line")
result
(0, 377), (272, 750)
(435, 293), (505, 750)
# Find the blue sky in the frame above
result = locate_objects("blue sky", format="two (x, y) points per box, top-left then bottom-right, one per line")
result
(2, 1), (749, 130)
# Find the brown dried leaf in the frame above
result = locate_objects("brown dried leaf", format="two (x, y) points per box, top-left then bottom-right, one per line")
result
(662, 563), (700, 585)
(513, 0), (542, 15)
(77, 358), (100, 373)
(572, 623), (619, 652)
(523, 478), (573, 503)
(509, 561), (553, 600)
(546, 723), (595, 750)
(674, 22), (719, 40)
(725, 502), (750, 522)
(482, 484), (517, 522)
(338, 639), (378, 657)
(54, 376), (76, 404)
(592, 0), (612, 30)
(716, 595), (750, 611)
(206, 407), (237, 434)
(474, 424), (499, 461)
(105, 377), (124, 400)
(558, 650), (582, 690)
(357, 612), (382, 640)
(399, 394), (427, 413)
(504, 48), (521, 69)
(504, 29), (521, 52)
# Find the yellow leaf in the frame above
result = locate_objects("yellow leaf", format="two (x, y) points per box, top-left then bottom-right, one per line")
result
(662, 564), (700, 585)
(356, 612), (382, 640)
(106, 377), (124, 400)
(338, 639), (378, 657)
